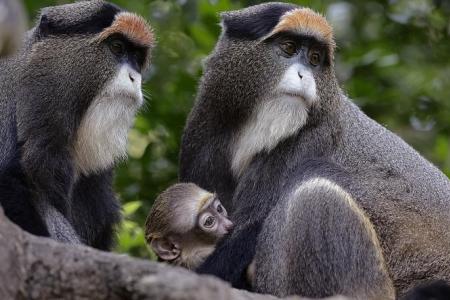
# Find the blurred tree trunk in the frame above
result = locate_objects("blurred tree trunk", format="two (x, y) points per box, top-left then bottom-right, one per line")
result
(0, 0), (26, 56)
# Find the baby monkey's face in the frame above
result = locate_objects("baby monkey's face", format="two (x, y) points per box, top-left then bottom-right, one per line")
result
(195, 194), (234, 242)
(146, 184), (234, 269)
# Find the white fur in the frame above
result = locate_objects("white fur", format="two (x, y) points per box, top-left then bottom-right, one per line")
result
(287, 178), (351, 221)
(73, 65), (143, 176)
(231, 64), (317, 177)
(277, 63), (317, 105)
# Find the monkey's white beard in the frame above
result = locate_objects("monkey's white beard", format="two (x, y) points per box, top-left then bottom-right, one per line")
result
(73, 65), (143, 176)
(231, 64), (317, 178)
(231, 97), (309, 177)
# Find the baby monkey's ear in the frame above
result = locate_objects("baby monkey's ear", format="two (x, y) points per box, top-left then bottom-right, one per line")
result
(150, 237), (180, 261)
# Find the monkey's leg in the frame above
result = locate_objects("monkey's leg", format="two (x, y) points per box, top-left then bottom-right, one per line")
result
(253, 177), (395, 300)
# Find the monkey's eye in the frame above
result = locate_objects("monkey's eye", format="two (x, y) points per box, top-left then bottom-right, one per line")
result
(279, 41), (297, 56)
(309, 51), (321, 66)
(203, 216), (216, 228)
(109, 39), (126, 57)
(215, 203), (227, 217)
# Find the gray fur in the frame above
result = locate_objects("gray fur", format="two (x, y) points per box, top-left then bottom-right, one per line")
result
(255, 177), (395, 299)
(180, 2), (450, 298)
(35, 201), (82, 244)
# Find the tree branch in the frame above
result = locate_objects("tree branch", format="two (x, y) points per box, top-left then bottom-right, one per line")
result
(0, 207), (348, 300)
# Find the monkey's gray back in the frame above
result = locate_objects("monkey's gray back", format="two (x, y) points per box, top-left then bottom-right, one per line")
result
(334, 99), (450, 220)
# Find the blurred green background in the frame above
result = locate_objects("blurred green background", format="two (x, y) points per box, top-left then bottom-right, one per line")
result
(22, 0), (450, 258)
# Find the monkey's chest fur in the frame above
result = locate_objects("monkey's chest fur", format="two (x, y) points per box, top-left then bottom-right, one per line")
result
(231, 95), (310, 179)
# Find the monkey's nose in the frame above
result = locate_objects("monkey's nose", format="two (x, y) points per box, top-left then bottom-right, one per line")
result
(298, 72), (303, 79)
(225, 220), (234, 231)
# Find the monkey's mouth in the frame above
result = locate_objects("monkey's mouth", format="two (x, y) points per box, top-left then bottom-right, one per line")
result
(280, 91), (315, 106)
(112, 91), (143, 107)
(280, 91), (307, 101)
(283, 92), (304, 98)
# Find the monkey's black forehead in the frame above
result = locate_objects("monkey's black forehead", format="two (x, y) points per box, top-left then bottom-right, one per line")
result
(38, 2), (122, 37)
(222, 3), (297, 40)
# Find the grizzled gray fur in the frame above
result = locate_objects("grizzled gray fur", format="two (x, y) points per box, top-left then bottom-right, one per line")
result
(180, 2), (450, 299)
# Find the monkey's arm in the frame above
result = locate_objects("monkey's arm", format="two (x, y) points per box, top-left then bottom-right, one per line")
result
(196, 221), (261, 289)
(23, 146), (80, 243)
(179, 129), (236, 208)
(72, 170), (121, 250)
(21, 141), (75, 214)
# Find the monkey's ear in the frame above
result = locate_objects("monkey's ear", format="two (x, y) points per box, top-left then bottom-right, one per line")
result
(150, 238), (180, 261)
(220, 3), (297, 40)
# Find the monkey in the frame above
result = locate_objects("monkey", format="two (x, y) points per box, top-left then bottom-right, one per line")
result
(179, 2), (450, 299)
(0, 0), (26, 57)
(145, 183), (234, 270)
(0, 0), (154, 250)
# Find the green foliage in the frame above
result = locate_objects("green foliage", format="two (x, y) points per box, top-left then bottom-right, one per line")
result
(116, 201), (156, 258)
(23, 0), (450, 257)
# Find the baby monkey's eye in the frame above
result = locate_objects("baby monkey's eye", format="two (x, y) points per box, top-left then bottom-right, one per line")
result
(280, 41), (297, 56)
(309, 51), (321, 66)
(204, 216), (216, 228)
(216, 204), (223, 214)
(109, 39), (126, 57)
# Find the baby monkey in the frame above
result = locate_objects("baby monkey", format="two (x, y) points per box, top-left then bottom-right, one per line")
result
(145, 183), (234, 269)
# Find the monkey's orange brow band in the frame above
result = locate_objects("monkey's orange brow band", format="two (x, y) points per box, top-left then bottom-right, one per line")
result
(98, 12), (154, 47)
(264, 8), (335, 52)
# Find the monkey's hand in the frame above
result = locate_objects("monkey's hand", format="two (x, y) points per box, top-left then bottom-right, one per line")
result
(35, 200), (82, 244)
(196, 222), (261, 290)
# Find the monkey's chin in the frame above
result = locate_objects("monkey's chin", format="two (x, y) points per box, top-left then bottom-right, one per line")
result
(282, 92), (305, 100)
(280, 92), (315, 106)
(115, 90), (144, 108)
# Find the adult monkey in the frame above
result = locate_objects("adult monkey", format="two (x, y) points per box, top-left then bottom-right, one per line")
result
(180, 2), (450, 299)
(0, 0), (154, 249)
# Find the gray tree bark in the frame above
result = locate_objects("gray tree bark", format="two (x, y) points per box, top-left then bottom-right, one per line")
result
(0, 207), (350, 300)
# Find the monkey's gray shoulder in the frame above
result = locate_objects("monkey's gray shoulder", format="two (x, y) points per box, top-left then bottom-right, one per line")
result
(334, 99), (450, 215)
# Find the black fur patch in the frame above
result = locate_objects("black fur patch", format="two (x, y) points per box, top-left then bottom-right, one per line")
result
(0, 149), (50, 237)
(401, 280), (450, 300)
(38, 2), (121, 38)
(222, 3), (297, 40)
